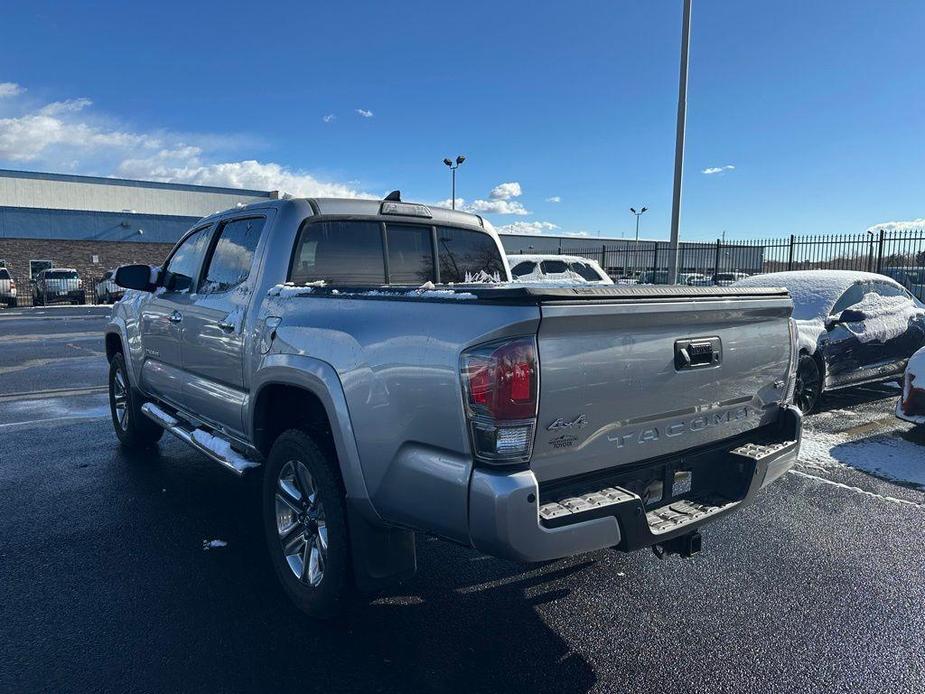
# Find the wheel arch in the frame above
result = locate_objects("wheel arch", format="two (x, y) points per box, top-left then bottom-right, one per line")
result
(250, 357), (378, 522)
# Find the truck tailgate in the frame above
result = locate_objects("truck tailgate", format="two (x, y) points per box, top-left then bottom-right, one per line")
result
(531, 289), (793, 483)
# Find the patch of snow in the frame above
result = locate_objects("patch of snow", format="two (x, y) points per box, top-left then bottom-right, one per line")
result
(267, 281), (326, 298)
(418, 281), (436, 290)
(202, 539), (228, 550)
(836, 293), (924, 344)
(798, 429), (925, 490)
(190, 429), (260, 470)
(464, 270), (502, 284)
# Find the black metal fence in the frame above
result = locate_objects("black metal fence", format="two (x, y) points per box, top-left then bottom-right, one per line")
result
(535, 228), (925, 286)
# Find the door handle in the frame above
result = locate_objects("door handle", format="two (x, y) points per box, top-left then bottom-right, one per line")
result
(217, 321), (235, 333)
(169, 310), (183, 323)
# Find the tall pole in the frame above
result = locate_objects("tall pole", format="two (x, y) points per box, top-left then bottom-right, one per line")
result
(667, 0), (692, 285)
(451, 168), (456, 209)
(444, 155), (465, 210)
(635, 215), (640, 242)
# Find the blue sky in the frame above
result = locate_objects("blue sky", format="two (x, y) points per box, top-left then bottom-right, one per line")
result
(1, 0), (922, 240)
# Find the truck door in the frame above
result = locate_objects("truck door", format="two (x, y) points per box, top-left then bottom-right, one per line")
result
(139, 224), (213, 405)
(179, 214), (268, 435)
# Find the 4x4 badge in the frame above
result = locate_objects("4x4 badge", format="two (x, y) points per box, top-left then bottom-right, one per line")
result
(547, 414), (588, 431)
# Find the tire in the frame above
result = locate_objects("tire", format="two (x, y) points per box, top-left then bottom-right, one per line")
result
(794, 354), (822, 415)
(262, 429), (351, 618)
(108, 352), (163, 448)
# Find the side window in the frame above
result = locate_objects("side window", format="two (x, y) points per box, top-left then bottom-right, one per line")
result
(510, 261), (537, 278)
(164, 226), (212, 292)
(200, 217), (265, 294)
(540, 260), (569, 275)
(436, 227), (504, 283)
(290, 220), (385, 285)
(831, 282), (870, 315)
(385, 224), (435, 284)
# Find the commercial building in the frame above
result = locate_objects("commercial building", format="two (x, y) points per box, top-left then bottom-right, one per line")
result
(0, 169), (276, 291)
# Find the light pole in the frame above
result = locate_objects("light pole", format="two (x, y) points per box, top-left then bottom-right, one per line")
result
(667, 0), (693, 285)
(630, 207), (648, 242)
(443, 155), (466, 209)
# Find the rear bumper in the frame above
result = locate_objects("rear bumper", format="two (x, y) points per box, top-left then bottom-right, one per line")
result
(468, 405), (801, 563)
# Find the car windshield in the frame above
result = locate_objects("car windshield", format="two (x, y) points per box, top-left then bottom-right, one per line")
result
(45, 271), (78, 279)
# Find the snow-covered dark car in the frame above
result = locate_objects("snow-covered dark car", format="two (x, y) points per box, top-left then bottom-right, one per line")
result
(735, 270), (925, 414)
(508, 254), (613, 284)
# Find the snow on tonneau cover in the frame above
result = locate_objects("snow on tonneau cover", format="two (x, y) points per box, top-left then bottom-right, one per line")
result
(522, 284), (795, 483)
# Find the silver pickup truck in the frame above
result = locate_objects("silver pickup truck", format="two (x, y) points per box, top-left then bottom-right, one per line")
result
(105, 194), (802, 617)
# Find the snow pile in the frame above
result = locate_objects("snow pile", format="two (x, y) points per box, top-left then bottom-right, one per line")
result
(837, 293), (924, 344)
(464, 270), (502, 284)
(202, 540), (228, 550)
(268, 281), (326, 298)
(735, 270), (912, 354)
(191, 429), (260, 470)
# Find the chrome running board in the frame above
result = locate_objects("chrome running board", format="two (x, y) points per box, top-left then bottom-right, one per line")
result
(140, 402), (260, 475)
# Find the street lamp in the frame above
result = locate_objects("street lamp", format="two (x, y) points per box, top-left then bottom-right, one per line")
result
(629, 207), (648, 242)
(443, 155), (466, 209)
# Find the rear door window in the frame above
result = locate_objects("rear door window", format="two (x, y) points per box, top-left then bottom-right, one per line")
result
(540, 260), (569, 275)
(436, 227), (504, 283)
(199, 217), (265, 294)
(385, 224), (435, 284)
(291, 220), (385, 285)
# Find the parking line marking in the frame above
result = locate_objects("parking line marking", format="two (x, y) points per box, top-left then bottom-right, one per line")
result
(789, 470), (925, 509)
(0, 385), (108, 402)
(0, 414), (110, 430)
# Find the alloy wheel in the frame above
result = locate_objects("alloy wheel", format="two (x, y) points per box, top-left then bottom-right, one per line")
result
(795, 358), (820, 414)
(112, 366), (129, 430)
(275, 460), (327, 587)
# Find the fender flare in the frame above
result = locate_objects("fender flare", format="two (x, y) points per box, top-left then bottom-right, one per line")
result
(250, 355), (380, 523)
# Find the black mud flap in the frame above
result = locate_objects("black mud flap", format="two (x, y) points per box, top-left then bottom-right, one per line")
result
(347, 503), (417, 593)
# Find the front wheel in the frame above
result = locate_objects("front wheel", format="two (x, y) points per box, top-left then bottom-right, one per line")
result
(794, 354), (822, 415)
(109, 352), (163, 448)
(262, 429), (351, 618)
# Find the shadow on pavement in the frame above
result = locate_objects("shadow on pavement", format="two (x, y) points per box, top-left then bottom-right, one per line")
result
(65, 442), (600, 693)
(814, 381), (900, 415)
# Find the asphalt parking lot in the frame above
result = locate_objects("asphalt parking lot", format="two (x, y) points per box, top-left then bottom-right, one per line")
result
(1, 306), (924, 693)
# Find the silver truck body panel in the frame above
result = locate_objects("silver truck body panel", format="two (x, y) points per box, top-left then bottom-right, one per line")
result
(107, 197), (800, 564)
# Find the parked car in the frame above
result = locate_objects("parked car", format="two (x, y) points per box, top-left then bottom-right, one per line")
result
(896, 347), (925, 425)
(106, 194), (801, 617)
(713, 272), (750, 286)
(735, 270), (925, 414)
(508, 254), (614, 284)
(0, 268), (17, 307)
(637, 270), (669, 284)
(95, 270), (125, 304)
(32, 268), (86, 305)
(881, 267), (925, 302)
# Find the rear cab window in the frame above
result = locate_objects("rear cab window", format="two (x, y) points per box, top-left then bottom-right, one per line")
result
(289, 219), (504, 286)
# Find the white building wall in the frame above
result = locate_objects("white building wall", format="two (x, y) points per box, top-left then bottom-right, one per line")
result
(0, 173), (272, 217)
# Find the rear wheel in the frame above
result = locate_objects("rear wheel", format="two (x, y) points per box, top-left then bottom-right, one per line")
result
(794, 354), (822, 415)
(262, 429), (350, 618)
(108, 352), (163, 448)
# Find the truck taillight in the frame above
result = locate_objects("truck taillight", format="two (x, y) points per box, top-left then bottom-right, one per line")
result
(461, 337), (538, 465)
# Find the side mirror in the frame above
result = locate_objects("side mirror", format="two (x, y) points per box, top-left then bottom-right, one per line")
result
(114, 264), (159, 292)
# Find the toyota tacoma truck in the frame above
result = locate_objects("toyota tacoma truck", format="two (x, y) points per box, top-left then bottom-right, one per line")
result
(105, 194), (802, 617)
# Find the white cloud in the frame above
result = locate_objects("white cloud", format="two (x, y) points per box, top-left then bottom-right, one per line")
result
(495, 221), (560, 235)
(545, 196), (561, 203)
(489, 181), (522, 200)
(702, 164), (735, 175)
(355, 108), (374, 118)
(0, 82), (375, 198)
(322, 113), (336, 124)
(866, 218), (925, 233)
(468, 198), (530, 215)
(0, 82), (24, 98)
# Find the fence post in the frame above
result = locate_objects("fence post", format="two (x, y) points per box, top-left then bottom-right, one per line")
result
(652, 243), (660, 282)
(787, 234), (795, 271)
(713, 239), (722, 279)
(876, 229), (884, 274)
